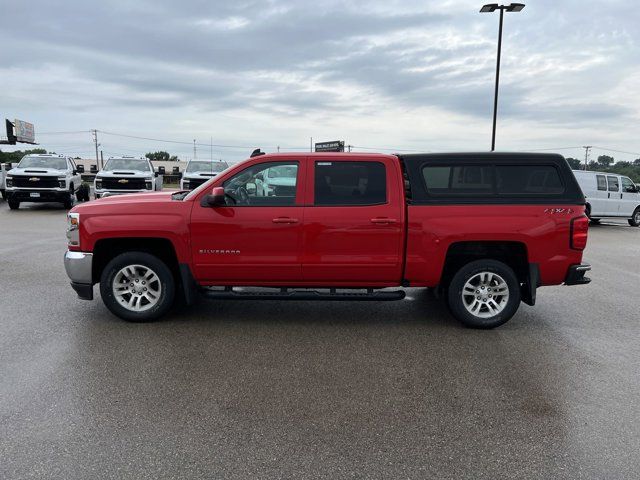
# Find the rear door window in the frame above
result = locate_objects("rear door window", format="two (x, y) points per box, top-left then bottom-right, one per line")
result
(596, 175), (607, 191)
(314, 161), (386, 206)
(496, 165), (564, 195)
(607, 176), (619, 192)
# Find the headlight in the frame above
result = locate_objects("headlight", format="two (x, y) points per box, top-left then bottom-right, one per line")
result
(95, 179), (102, 189)
(6, 176), (13, 187)
(66, 212), (80, 247)
(145, 181), (153, 190)
(58, 177), (66, 188)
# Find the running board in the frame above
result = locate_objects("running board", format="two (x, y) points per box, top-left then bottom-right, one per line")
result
(201, 287), (406, 302)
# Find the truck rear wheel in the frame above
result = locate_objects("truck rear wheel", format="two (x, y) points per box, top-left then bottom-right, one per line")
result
(629, 207), (640, 227)
(100, 252), (175, 322)
(447, 259), (521, 329)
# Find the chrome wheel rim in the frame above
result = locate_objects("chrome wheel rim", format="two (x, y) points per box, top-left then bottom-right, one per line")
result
(462, 271), (509, 318)
(113, 264), (162, 312)
(634, 211), (640, 224)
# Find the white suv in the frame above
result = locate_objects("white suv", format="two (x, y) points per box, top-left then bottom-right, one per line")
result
(4, 154), (83, 210)
(573, 170), (640, 226)
(94, 157), (162, 199)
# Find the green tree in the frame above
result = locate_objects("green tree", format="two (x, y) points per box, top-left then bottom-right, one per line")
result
(0, 148), (47, 164)
(145, 151), (171, 162)
(596, 155), (614, 167)
(565, 157), (582, 169)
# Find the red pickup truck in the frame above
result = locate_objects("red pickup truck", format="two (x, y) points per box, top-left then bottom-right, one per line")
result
(64, 152), (590, 328)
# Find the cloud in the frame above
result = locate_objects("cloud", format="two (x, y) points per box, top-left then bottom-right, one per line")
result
(0, 0), (638, 161)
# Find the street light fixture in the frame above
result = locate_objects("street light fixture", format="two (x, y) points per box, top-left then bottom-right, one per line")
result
(480, 3), (525, 151)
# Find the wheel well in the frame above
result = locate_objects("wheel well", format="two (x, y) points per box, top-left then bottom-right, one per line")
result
(92, 237), (180, 284)
(440, 241), (529, 287)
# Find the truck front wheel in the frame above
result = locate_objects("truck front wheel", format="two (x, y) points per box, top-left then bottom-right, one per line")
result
(447, 259), (521, 329)
(100, 252), (175, 322)
(8, 199), (19, 210)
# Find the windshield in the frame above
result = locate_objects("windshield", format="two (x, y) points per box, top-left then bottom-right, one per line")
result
(267, 166), (297, 178)
(18, 156), (67, 170)
(103, 159), (150, 172)
(186, 161), (227, 173)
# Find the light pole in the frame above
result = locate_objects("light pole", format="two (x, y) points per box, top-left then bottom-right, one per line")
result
(480, 3), (525, 151)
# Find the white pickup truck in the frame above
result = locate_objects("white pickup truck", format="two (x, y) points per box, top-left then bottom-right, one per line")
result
(4, 154), (84, 209)
(94, 157), (162, 199)
(0, 162), (9, 200)
(180, 160), (228, 190)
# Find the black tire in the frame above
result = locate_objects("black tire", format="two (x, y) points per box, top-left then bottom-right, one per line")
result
(76, 184), (90, 202)
(447, 259), (521, 329)
(590, 218), (601, 225)
(629, 207), (640, 227)
(63, 194), (73, 209)
(100, 251), (175, 322)
(8, 199), (19, 210)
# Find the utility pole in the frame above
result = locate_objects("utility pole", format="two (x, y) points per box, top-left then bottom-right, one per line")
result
(92, 129), (99, 165)
(583, 146), (592, 170)
(100, 150), (104, 169)
(193, 139), (197, 160)
(310, 137), (313, 152)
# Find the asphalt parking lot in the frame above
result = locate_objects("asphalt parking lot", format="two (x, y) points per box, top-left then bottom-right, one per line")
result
(1, 201), (638, 479)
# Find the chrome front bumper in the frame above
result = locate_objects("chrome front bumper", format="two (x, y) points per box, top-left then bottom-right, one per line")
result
(64, 251), (94, 300)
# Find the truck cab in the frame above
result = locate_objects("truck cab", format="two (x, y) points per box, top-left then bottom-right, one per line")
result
(4, 154), (82, 209)
(180, 160), (228, 191)
(94, 156), (162, 199)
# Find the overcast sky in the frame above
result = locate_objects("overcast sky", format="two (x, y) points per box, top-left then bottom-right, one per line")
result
(1, 0), (639, 163)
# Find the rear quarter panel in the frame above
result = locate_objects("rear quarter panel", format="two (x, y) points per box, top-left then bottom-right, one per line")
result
(405, 204), (586, 286)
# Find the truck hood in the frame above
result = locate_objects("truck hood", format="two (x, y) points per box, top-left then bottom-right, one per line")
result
(7, 167), (67, 177)
(96, 170), (153, 178)
(93, 191), (171, 204)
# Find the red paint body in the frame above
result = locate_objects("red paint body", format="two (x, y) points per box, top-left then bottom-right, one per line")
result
(72, 153), (586, 288)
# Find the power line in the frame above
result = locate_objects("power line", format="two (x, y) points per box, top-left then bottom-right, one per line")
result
(591, 146), (640, 157)
(37, 130), (92, 135)
(99, 130), (256, 149)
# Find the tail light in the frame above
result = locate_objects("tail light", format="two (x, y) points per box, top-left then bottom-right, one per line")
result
(570, 216), (589, 250)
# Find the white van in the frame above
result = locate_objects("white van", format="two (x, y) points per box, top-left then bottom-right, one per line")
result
(573, 170), (640, 226)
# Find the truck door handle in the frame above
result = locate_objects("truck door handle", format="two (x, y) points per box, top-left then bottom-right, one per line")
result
(272, 217), (298, 224)
(370, 218), (397, 224)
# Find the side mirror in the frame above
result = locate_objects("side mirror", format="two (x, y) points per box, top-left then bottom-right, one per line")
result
(76, 164), (85, 174)
(154, 171), (159, 177)
(201, 186), (226, 207)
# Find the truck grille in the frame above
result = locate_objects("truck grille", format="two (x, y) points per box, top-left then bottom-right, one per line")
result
(102, 177), (147, 190)
(12, 176), (60, 188)
(187, 178), (209, 189)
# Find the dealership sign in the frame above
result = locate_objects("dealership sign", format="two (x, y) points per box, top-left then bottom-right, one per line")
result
(315, 140), (345, 152)
(14, 119), (35, 143)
